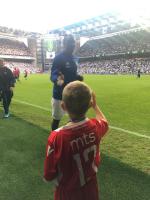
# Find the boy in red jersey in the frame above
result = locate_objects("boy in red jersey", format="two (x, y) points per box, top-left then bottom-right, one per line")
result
(44, 81), (108, 200)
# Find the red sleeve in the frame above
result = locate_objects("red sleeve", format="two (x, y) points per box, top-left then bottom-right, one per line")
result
(92, 118), (108, 167)
(44, 131), (62, 181)
(97, 119), (108, 138)
(94, 118), (109, 138)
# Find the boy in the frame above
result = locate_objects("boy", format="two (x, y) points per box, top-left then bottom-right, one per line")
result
(44, 81), (108, 200)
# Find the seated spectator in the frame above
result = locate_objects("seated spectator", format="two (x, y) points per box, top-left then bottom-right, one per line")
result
(76, 30), (150, 58)
(78, 58), (150, 75)
(0, 38), (32, 56)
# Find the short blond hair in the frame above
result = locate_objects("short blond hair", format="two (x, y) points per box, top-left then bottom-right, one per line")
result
(62, 81), (92, 117)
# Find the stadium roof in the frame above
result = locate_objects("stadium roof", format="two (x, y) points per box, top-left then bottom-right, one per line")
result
(49, 12), (140, 37)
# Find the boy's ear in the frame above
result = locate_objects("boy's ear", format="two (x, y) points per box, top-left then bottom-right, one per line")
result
(61, 102), (67, 111)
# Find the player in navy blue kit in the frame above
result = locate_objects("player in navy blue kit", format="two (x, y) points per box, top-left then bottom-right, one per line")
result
(0, 59), (15, 118)
(50, 35), (83, 130)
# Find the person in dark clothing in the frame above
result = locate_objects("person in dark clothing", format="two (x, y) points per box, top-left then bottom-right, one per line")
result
(50, 34), (83, 130)
(0, 59), (15, 118)
(137, 69), (141, 78)
(24, 69), (28, 80)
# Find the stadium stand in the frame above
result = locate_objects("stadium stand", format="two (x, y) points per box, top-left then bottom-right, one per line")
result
(48, 13), (150, 75)
(0, 38), (32, 56)
(0, 25), (43, 71)
(77, 29), (150, 57)
(76, 29), (150, 75)
(78, 58), (150, 75)
(1, 14), (150, 75)
(0, 27), (39, 72)
(4, 61), (38, 74)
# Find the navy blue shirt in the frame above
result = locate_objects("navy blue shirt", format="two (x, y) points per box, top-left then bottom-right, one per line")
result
(0, 66), (15, 91)
(51, 51), (78, 100)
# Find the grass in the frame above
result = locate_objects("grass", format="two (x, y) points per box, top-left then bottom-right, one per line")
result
(0, 74), (150, 200)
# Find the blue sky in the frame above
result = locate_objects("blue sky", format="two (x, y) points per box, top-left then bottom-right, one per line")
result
(0, 0), (149, 33)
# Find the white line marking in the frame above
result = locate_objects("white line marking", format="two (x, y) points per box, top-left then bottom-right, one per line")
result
(13, 99), (50, 112)
(110, 126), (150, 139)
(13, 99), (150, 140)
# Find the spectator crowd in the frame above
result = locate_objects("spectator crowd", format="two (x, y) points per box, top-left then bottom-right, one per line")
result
(1, 29), (150, 75)
(0, 38), (32, 56)
(4, 61), (40, 74)
(77, 30), (150, 57)
(78, 58), (150, 74)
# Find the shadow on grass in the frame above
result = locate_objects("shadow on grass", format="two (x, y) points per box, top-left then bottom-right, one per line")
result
(99, 153), (150, 200)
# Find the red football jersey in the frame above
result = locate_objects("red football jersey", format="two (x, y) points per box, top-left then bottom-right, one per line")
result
(44, 118), (108, 200)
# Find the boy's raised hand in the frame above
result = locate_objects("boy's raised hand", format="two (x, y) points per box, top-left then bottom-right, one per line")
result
(91, 91), (107, 121)
(91, 92), (97, 109)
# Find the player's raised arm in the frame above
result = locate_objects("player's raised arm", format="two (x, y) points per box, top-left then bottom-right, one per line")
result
(50, 57), (61, 83)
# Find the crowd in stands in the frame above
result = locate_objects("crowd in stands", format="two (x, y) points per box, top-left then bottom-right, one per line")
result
(78, 58), (150, 74)
(77, 30), (150, 57)
(4, 61), (41, 74)
(1, 28), (150, 75)
(0, 38), (32, 56)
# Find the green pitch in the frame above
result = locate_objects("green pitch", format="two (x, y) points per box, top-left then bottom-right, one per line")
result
(0, 74), (150, 200)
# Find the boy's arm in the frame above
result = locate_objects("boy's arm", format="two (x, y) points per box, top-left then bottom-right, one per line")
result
(44, 132), (60, 182)
(91, 92), (107, 121)
(91, 92), (108, 137)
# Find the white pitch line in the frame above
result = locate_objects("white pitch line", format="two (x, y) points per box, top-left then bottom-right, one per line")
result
(13, 99), (50, 112)
(13, 99), (150, 140)
(110, 126), (150, 139)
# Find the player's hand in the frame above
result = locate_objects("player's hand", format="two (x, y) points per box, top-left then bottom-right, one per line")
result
(91, 92), (97, 109)
(76, 74), (84, 81)
(57, 72), (64, 86)
(10, 87), (14, 92)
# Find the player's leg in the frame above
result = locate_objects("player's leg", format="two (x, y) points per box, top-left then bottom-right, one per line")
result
(1, 91), (9, 117)
(51, 119), (60, 131)
(0, 90), (2, 102)
(51, 98), (65, 130)
(7, 90), (13, 108)
(17, 75), (20, 82)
